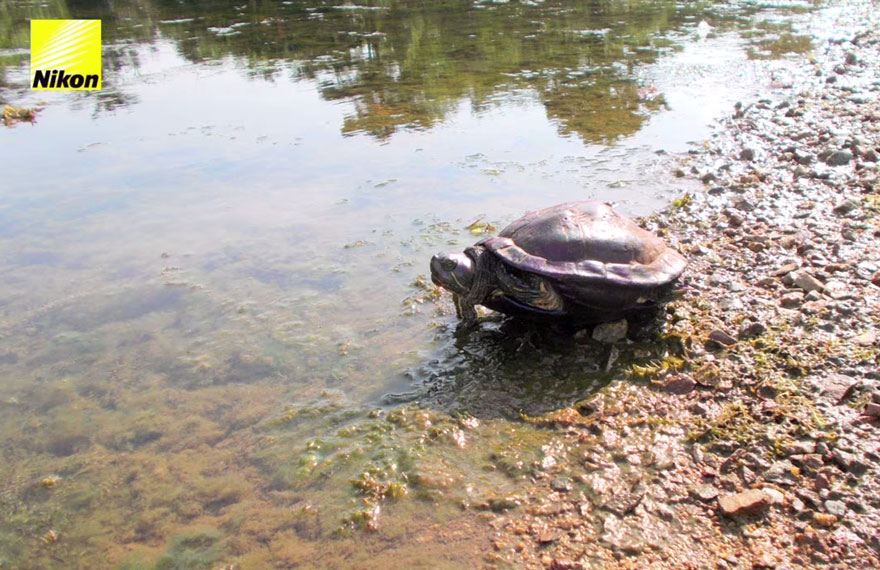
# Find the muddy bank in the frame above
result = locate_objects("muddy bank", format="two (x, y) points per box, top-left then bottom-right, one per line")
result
(480, 2), (880, 568)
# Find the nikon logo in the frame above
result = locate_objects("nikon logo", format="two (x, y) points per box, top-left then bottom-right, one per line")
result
(31, 20), (102, 91)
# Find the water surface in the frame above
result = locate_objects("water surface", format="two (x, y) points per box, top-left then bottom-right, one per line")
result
(0, 1), (819, 568)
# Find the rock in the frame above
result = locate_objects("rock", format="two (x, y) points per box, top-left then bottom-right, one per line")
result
(592, 319), (628, 344)
(845, 52), (858, 65)
(663, 374), (696, 395)
(718, 489), (770, 517)
(488, 495), (522, 512)
(852, 330), (877, 346)
(824, 500), (847, 517)
(864, 403), (880, 417)
(871, 271), (880, 288)
(804, 290), (823, 302)
(772, 262), (800, 276)
(813, 512), (837, 527)
(535, 529), (558, 544)
(691, 484), (719, 502)
(734, 199), (754, 212)
(814, 374), (860, 404)
(794, 148), (814, 165)
(763, 487), (785, 505)
(796, 454), (822, 472)
(601, 490), (644, 517)
(832, 449), (868, 475)
(781, 441), (816, 455)
(825, 150), (853, 166)
(707, 329), (737, 348)
(833, 199), (859, 215)
(801, 300), (826, 315)
(740, 147), (756, 161)
(738, 321), (767, 340)
(727, 213), (745, 227)
(764, 460), (798, 486)
(794, 272), (824, 292)
(823, 280), (853, 300)
(551, 477), (573, 493)
(601, 514), (645, 553)
(780, 291), (804, 308)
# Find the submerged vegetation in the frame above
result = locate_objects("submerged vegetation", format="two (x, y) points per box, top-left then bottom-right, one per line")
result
(1, 104), (37, 126)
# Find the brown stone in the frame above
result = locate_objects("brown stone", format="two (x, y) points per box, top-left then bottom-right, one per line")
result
(708, 329), (737, 347)
(780, 291), (804, 308)
(812, 512), (837, 527)
(794, 271), (824, 292)
(814, 374), (860, 405)
(717, 489), (770, 517)
(771, 262), (800, 276)
(663, 374), (696, 395)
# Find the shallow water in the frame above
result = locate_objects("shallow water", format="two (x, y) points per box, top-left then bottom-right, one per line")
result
(0, 0), (819, 568)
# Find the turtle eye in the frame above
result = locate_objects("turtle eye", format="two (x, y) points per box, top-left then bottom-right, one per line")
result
(440, 258), (458, 272)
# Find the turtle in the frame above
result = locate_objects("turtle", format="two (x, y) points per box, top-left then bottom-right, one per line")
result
(430, 201), (687, 325)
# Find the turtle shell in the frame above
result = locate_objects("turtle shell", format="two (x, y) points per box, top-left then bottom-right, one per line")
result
(477, 201), (686, 312)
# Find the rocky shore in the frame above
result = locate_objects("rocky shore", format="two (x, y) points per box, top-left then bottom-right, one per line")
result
(481, 2), (880, 568)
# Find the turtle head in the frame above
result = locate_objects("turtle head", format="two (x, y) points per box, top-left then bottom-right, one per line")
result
(430, 251), (476, 295)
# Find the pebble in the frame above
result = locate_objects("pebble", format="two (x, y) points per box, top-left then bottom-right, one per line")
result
(738, 321), (767, 339)
(663, 375), (696, 395)
(592, 319), (628, 344)
(852, 330), (877, 346)
(815, 373), (860, 404)
(708, 329), (737, 347)
(825, 150), (853, 166)
(832, 449), (868, 475)
(825, 500), (847, 516)
(794, 271), (825, 292)
(551, 478), (573, 493)
(718, 489), (770, 517)
(691, 484), (720, 502)
(763, 488), (785, 505)
(833, 199), (859, 215)
(772, 262), (800, 277)
(780, 291), (804, 308)
(813, 512), (837, 527)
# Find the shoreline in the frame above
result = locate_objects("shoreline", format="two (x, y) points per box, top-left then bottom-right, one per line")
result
(484, 1), (880, 567)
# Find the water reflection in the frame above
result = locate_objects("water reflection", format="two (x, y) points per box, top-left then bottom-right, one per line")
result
(1, 0), (814, 140)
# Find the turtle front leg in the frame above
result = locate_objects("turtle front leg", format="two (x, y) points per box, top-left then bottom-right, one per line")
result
(453, 293), (478, 325)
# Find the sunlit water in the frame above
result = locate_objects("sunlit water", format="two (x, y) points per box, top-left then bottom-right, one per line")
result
(0, 0), (819, 567)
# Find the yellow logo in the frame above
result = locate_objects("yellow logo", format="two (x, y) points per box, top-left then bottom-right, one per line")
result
(31, 20), (102, 90)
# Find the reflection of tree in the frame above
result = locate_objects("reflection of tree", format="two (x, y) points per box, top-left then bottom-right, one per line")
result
(0, 0), (813, 142)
